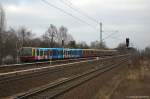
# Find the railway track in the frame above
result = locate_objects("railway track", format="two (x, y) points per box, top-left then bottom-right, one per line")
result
(0, 54), (128, 73)
(0, 58), (100, 83)
(0, 58), (104, 98)
(0, 54), (130, 98)
(0, 54), (129, 83)
(0, 57), (97, 73)
(13, 56), (128, 99)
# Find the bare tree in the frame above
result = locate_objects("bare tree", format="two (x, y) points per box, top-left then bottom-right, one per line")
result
(90, 41), (107, 49)
(44, 24), (58, 47)
(2, 29), (18, 64)
(141, 47), (150, 59)
(58, 26), (67, 47)
(58, 26), (74, 47)
(0, 4), (6, 64)
(76, 41), (89, 49)
(17, 26), (34, 47)
(65, 33), (74, 46)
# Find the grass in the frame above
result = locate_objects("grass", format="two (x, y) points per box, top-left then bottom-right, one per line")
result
(94, 59), (150, 99)
(109, 59), (150, 99)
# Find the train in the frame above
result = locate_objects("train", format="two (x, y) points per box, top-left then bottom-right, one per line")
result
(19, 47), (118, 62)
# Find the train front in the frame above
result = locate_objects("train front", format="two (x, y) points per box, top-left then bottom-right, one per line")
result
(19, 47), (36, 62)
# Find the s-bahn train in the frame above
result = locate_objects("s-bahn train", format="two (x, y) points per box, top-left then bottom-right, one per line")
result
(19, 47), (118, 62)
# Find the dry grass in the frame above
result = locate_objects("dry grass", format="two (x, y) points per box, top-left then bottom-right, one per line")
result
(109, 60), (150, 99)
(94, 59), (150, 99)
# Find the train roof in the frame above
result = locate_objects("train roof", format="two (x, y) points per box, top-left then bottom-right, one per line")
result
(82, 49), (117, 51)
(21, 47), (117, 51)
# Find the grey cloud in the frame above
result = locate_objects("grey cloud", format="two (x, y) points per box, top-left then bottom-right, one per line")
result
(1, 0), (150, 48)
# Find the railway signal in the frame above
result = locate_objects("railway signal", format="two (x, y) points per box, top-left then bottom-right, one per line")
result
(126, 38), (129, 48)
(62, 40), (64, 47)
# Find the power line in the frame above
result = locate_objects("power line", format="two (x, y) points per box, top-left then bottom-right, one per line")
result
(41, 0), (96, 29)
(42, 0), (122, 44)
(102, 31), (119, 41)
(59, 0), (99, 24)
(130, 39), (140, 49)
(109, 36), (122, 41)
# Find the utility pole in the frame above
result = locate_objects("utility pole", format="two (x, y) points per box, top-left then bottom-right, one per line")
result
(0, 24), (2, 65)
(100, 22), (102, 48)
(0, 5), (5, 65)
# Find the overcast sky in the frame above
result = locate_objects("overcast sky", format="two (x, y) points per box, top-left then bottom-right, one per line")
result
(1, 0), (150, 49)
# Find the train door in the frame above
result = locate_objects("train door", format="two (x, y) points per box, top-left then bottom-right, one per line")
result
(39, 49), (44, 60)
(36, 49), (40, 60)
(52, 49), (58, 59)
(32, 48), (35, 57)
(44, 49), (48, 60)
(48, 49), (52, 59)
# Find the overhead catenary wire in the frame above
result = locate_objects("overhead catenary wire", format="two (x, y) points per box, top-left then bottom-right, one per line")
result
(130, 39), (140, 49)
(59, 0), (99, 24)
(41, 0), (96, 29)
(42, 0), (125, 43)
(102, 31), (119, 41)
(109, 36), (122, 41)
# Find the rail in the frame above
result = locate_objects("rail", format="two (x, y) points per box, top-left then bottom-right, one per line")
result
(13, 56), (128, 99)
(0, 54), (129, 79)
(0, 57), (98, 73)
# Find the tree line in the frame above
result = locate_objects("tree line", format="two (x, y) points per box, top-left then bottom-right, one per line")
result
(0, 24), (76, 64)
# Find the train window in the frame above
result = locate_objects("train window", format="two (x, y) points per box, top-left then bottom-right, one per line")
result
(43, 50), (45, 56)
(56, 50), (58, 55)
(74, 50), (76, 55)
(52, 50), (55, 56)
(59, 50), (63, 55)
(62, 50), (63, 55)
(40, 50), (44, 56)
(53, 50), (57, 56)
(37, 49), (39, 56)
(56, 50), (59, 55)
(44, 50), (48, 56)
(70, 50), (73, 56)
(50, 50), (53, 56)
(67, 51), (69, 56)
(48, 50), (51, 56)
(66, 50), (68, 56)
(65, 50), (67, 56)
(63, 50), (65, 55)
(66, 51), (68, 56)
(68, 51), (70, 56)
(20, 48), (32, 56)
(70, 51), (72, 56)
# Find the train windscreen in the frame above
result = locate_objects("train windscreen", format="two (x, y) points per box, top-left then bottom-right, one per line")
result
(20, 48), (32, 56)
